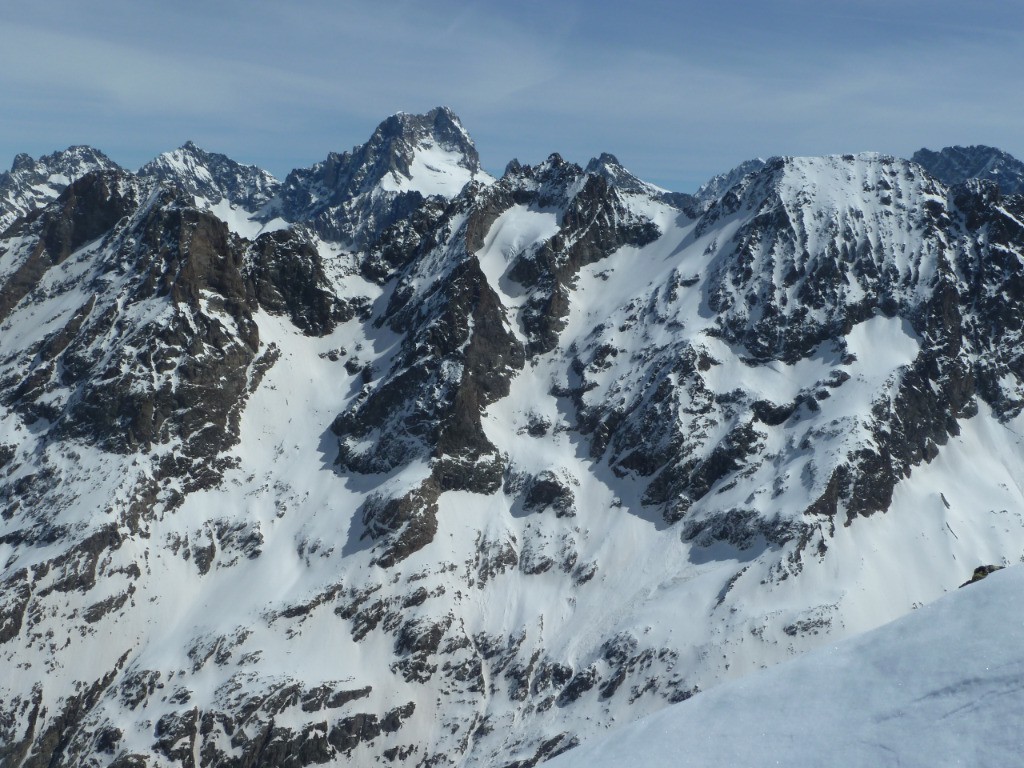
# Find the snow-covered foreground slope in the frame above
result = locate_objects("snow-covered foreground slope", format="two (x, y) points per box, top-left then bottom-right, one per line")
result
(2, 112), (1024, 767)
(549, 566), (1024, 768)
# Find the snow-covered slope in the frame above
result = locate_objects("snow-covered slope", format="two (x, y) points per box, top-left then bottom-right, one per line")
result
(2, 116), (1024, 768)
(549, 566), (1024, 768)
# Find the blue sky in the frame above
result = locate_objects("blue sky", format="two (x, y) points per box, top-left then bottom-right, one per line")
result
(1, 0), (1022, 192)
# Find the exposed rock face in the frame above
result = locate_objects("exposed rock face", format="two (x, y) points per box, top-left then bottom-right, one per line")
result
(693, 157), (768, 205)
(0, 172), (260, 465)
(0, 171), (140, 321)
(953, 182), (1024, 419)
(332, 188), (527, 563)
(4, 115), (1024, 768)
(959, 564), (1005, 587)
(562, 153), (1024, 544)
(278, 106), (489, 245)
(701, 155), (941, 363)
(0, 146), (123, 233)
(584, 153), (698, 215)
(498, 154), (661, 354)
(245, 227), (366, 336)
(335, 245), (523, 481)
(913, 144), (1024, 196)
(139, 141), (281, 213)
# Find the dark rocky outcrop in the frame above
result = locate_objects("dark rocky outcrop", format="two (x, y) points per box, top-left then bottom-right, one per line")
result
(585, 153), (700, 216)
(334, 209), (526, 561)
(959, 564), (1005, 588)
(523, 472), (577, 518)
(246, 227), (366, 336)
(359, 480), (442, 568)
(0, 171), (139, 321)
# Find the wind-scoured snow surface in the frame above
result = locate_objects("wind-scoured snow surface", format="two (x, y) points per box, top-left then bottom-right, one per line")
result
(549, 566), (1024, 768)
(1, 114), (1024, 768)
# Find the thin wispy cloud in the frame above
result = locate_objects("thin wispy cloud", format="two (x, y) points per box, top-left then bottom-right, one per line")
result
(0, 0), (1021, 191)
(0, 23), (316, 114)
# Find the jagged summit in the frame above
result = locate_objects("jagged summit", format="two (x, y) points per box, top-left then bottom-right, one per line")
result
(913, 144), (1024, 196)
(9, 152), (34, 173)
(379, 106), (479, 163)
(0, 145), (122, 232)
(277, 106), (490, 244)
(313, 106), (480, 190)
(584, 152), (658, 189)
(8, 144), (119, 176)
(138, 140), (281, 213)
(360, 105), (486, 196)
(584, 152), (696, 213)
(693, 156), (768, 204)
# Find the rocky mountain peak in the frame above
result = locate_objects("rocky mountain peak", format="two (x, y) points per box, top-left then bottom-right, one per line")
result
(502, 157), (526, 177)
(374, 106), (480, 170)
(912, 144), (1024, 196)
(279, 107), (489, 244)
(585, 152), (697, 212)
(585, 152), (651, 191)
(9, 153), (35, 173)
(694, 156), (768, 204)
(332, 106), (482, 193)
(138, 140), (281, 214)
(35, 145), (121, 176)
(695, 151), (949, 361)
(0, 146), (123, 232)
(540, 151), (570, 170)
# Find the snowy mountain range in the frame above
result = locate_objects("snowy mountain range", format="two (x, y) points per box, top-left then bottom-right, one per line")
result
(1, 109), (1023, 768)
